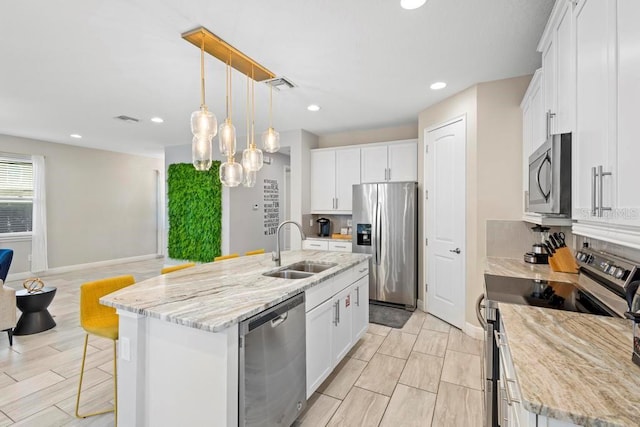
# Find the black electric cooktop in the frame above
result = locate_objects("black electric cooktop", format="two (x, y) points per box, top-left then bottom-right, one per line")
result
(484, 274), (613, 316)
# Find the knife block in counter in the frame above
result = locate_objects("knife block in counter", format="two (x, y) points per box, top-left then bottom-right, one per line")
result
(549, 247), (579, 274)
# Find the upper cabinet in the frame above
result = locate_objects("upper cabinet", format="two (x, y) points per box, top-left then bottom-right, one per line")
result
(361, 139), (418, 183)
(539, 0), (575, 135)
(572, 0), (640, 243)
(310, 147), (360, 214)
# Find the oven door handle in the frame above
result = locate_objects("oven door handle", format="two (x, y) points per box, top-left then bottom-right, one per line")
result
(476, 294), (487, 329)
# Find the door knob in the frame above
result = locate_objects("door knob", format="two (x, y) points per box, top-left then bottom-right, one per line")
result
(449, 248), (461, 254)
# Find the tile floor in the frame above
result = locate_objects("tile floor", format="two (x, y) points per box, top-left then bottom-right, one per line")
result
(1, 259), (484, 426)
(297, 309), (484, 427)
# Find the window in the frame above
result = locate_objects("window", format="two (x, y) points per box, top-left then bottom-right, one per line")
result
(0, 157), (33, 234)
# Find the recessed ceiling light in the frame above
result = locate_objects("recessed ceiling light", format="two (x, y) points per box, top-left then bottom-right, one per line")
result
(70, 134), (82, 139)
(430, 82), (447, 90)
(151, 117), (164, 123)
(401, 0), (427, 10)
(307, 104), (321, 112)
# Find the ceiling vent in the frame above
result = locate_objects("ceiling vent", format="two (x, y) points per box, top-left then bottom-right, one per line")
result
(114, 115), (140, 123)
(263, 76), (296, 91)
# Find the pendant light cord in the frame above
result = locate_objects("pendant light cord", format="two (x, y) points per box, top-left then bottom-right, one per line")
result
(269, 85), (273, 128)
(246, 74), (250, 149)
(200, 32), (206, 108)
(251, 68), (255, 147)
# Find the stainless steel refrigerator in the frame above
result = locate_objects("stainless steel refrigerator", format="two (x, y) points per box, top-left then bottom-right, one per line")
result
(352, 182), (417, 310)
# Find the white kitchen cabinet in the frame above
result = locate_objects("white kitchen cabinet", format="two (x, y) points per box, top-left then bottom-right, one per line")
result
(521, 70), (546, 162)
(305, 298), (334, 397)
(361, 140), (417, 183)
(303, 240), (329, 251)
(571, 0), (640, 243)
(331, 285), (353, 365)
(310, 147), (360, 213)
(573, 0), (615, 223)
(539, 0), (574, 135)
(328, 241), (352, 252)
(305, 261), (368, 398)
(350, 275), (368, 341)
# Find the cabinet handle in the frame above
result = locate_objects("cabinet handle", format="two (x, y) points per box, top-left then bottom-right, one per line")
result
(591, 166), (597, 216)
(494, 331), (521, 405)
(336, 300), (341, 324)
(356, 286), (360, 307)
(358, 267), (368, 273)
(546, 110), (556, 139)
(333, 301), (339, 326)
(597, 165), (612, 217)
(335, 198), (338, 210)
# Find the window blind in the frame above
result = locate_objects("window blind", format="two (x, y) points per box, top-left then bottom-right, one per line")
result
(0, 159), (33, 233)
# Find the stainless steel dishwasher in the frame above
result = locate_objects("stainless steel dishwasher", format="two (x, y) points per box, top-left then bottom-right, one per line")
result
(239, 293), (306, 427)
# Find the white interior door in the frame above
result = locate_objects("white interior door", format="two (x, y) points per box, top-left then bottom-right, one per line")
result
(425, 118), (466, 329)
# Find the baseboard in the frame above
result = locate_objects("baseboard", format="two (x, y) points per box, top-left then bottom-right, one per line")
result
(417, 299), (425, 312)
(6, 253), (162, 283)
(464, 321), (484, 340)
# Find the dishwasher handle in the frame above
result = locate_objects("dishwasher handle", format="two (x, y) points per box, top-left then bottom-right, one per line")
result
(245, 293), (305, 333)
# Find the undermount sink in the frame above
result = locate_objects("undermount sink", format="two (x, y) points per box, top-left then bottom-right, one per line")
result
(284, 261), (338, 273)
(262, 261), (337, 280)
(263, 270), (314, 280)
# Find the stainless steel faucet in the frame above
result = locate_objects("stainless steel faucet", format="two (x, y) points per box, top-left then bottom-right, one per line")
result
(273, 220), (306, 266)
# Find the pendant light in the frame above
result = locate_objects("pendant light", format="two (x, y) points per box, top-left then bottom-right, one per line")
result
(219, 155), (244, 187)
(242, 169), (257, 188)
(190, 31), (217, 171)
(242, 72), (264, 172)
(262, 84), (280, 153)
(218, 59), (236, 156)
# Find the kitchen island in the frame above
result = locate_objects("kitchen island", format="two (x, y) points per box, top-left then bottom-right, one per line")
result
(101, 250), (370, 427)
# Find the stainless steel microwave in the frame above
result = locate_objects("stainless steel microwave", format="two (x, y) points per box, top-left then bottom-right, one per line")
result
(528, 133), (571, 215)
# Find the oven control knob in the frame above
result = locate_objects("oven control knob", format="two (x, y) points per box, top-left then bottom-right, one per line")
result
(601, 262), (610, 272)
(576, 252), (585, 261)
(607, 265), (617, 275)
(615, 267), (626, 279)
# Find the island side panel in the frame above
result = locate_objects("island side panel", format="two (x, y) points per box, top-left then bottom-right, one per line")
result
(117, 311), (239, 427)
(117, 311), (146, 427)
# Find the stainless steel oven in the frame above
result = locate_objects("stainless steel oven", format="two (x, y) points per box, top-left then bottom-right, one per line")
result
(480, 247), (640, 427)
(527, 133), (571, 215)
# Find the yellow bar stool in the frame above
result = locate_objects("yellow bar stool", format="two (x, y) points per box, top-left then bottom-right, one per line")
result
(161, 262), (196, 274)
(75, 275), (135, 425)
(245, 249), (265, 256)
(214, 253), (239, 262)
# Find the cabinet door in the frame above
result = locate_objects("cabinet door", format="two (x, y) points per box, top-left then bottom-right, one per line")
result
(360, 146), (388, 183)
(529, 73), (547, 150)
(542, 35), (556, 135)
(335, 148), (360, 212)
(303, 240), (329, 251)
(310, 150), (337, 212)
(616, 0), (640, 225)
(332, 286), (353, 365)
(388, 141), (418, 182)
(555, 3), (574, 134)
(573, 0), (614, 221)
(306, 298), (334, 398)
(351, 276), (369, 342)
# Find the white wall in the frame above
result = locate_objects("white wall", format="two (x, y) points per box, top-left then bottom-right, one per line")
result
(0, 134), (163, 277)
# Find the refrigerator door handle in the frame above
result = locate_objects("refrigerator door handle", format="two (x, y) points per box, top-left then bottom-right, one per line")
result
(376, 202), (382, 266)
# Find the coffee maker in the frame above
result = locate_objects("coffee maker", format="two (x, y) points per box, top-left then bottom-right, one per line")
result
(317, 218), (331, 237)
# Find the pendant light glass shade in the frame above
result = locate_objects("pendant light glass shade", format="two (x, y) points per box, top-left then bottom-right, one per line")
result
(242, 145), (263, 172)
(191, 106), (217, 140)
(192, 135), (213, 171)
(262, 127), (280, 153)
(219, 156), (244, 187)
(191, 33), (217, 171)
(219, 118), (236, 156)
(242, 168), (257, 188)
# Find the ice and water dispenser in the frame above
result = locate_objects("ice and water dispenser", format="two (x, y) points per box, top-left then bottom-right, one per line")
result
(356, 224), (371, 246)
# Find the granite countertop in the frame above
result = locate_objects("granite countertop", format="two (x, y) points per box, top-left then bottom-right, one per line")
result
(101, 250), (369, 333)
(485, 256), (579, 285)
(499, 304), (640, 427)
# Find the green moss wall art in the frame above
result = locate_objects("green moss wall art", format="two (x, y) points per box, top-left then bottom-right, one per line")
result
(167, 162), (222, 262)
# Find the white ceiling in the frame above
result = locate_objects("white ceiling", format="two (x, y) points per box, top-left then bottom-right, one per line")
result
(0, 0), (553, 157)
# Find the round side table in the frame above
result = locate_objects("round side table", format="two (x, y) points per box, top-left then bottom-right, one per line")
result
(14, 287), (57, 335)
